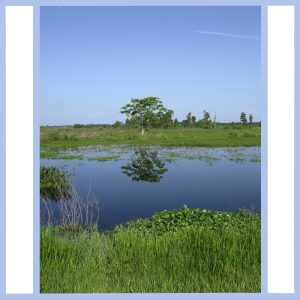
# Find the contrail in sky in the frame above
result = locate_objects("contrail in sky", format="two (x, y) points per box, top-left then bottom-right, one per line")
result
(194, 30), (261, 41)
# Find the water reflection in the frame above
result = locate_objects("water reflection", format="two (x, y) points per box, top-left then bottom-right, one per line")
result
(121, 148), (168, 182)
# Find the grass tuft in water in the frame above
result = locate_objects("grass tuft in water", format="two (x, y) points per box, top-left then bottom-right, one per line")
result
(40, 166), (71, 200)
(88, 155), (120, 162)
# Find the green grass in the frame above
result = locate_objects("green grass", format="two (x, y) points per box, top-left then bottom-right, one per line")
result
(40, 208), (261, 293)
(88, 155), (120, 162)
(40, 151), (84, 160)
(40, 166), (71, 200)
(40, 127), (261, 151)
(40, 150), (59, 159)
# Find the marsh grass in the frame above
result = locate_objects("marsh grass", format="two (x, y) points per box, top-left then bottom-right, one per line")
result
(40, 167), (71, 200)
(40, 208), (261, 293)
(88, 155), (120, 162)
(59, 154), (84, 160)
(250, 158), (261, 163)
(41, 127), (261, 150)
(40, 151), (59, 159)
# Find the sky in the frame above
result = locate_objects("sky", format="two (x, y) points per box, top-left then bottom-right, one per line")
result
(40, 6), (261, 126)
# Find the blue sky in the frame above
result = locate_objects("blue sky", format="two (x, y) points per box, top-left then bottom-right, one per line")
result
(40, 6), (261, 125)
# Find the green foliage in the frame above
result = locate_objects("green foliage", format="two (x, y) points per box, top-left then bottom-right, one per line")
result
(40, 208), (261, 293)
(249, 114), (254, 125)
(240, 112), (248, 125)
(40, 166), (71, 200)
(73, 124), (85, 128)
(115, 207), (260, 237)
(201, 110), (212, 128)
(120, 97), (169, 134)
(112, 121), (123, 128)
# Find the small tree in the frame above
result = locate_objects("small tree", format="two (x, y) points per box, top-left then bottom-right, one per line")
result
(183, 112), (196, 127)
(202, 110), (212, 128)
(186, 112), (192, 126)
(120, 97), (167, 135)
(249, 114), (253, 125)
(240, 112), (247, 125)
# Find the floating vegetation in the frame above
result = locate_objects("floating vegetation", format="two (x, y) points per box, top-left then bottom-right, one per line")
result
(88, 155), (120, 162)
(59, 155), (84, 160)
(250, 158), (261, 163)
(229, 157), (245, 163)
(115, 206), (260, 237)
(40, 146), (261, 165)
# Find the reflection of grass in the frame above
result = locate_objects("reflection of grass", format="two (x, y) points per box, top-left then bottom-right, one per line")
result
(229, 157), (245, 163)
(198, 155), (218, 161)
(41, 208), (261, 293)
(88, 155), (120, 162)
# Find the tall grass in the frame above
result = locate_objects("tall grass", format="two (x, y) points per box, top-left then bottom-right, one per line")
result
(40, 209), (261, 293)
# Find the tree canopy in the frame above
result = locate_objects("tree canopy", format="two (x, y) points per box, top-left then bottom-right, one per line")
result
(120, 97), (168, 135)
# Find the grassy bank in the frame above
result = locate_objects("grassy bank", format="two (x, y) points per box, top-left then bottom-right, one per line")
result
(40, 127), (261, 150)
(40, 208), (261, 293)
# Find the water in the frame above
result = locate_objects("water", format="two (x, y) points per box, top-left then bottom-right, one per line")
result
(40, 146), (261, 230)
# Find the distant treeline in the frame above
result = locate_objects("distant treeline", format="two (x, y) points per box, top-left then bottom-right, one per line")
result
(41, 112), (260, 130)
(66, 111), (260, 129)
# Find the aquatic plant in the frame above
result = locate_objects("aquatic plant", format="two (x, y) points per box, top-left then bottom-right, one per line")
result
(40, 166), (71, 200)
(88, 155), (120, 162)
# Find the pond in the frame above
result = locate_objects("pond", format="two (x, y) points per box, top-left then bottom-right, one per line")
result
(40, 146), (261, 231)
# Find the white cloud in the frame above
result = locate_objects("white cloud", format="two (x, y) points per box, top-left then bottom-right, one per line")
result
(194, 30), (260, 41)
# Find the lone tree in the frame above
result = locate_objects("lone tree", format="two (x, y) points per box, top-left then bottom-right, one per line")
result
(120, 97), (168, 135)
(240, 112), (247, 125)
(249, 114), (253, 125)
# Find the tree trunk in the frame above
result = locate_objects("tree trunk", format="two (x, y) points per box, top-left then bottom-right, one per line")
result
(141, 128), (145, 135)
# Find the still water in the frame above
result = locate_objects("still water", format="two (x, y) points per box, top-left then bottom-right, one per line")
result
(41, 146), (261, 230)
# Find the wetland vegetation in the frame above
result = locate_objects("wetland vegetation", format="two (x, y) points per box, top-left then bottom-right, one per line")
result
(41, 207), (260, 293)
(40, 99), (261, 293)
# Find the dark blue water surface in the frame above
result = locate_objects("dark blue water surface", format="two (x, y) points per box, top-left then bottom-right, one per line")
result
(41, 146), (261, 230)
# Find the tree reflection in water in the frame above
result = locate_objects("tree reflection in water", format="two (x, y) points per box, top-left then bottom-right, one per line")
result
(121, 148), (167, 182)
